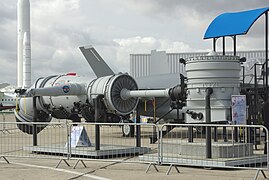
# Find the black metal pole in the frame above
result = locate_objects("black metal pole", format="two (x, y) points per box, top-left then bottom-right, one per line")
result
(213, 127), (218, 142)
(234, 127), (238, 142)
(223, 127), (228, 142)
(33, 96), (37, 146)
(188, 126), (193, 143)
(254, 64), (258, 124)
(242, 66), (245, 87)
(136, 101), (141, 147)
(94, 97), (100, 151)
(223, 37), (225, 55)
(213, 38), (216, 52)
(264, 11), (269, 154)
(265, 11), (268, 101)
(205, 88), (213, 159)
(233, 36), (236, 56)
(247, 127), (253, 143)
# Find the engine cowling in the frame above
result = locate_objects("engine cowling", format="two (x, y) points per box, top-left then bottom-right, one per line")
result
(15, 97), (52, 134)
(15, 74), (89, 134)
(15, 73), (139, 134)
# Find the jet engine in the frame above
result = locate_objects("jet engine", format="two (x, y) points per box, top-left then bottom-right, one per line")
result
(15, 73), (141, 134)
(15, 45), (186, 134)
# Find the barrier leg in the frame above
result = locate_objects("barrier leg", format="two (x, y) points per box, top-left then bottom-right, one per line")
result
(0, 156), (9, 164)
(254, 169), (267, 180)
(0, 129), (10, 134)
(73, 159), (87, 169)
(55, 159), (70, 168)
(166, 164), (180, 175)
(145, 163), (159, 173)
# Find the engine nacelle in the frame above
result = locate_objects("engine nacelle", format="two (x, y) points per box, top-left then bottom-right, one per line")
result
(15, 73), (139, 134)
(15, 97), (52, 134)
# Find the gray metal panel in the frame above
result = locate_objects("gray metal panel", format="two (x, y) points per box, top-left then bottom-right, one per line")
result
(167, 52), (208, 74)
(130, 50), (266, 79)
(150, 50), (169, 75)
(135, 73), (180, 89)
(130, 54), (150, 78)
(79, 46), (114, 78)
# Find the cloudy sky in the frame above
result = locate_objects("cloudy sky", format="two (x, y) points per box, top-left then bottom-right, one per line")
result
(0, 0), (269, 85)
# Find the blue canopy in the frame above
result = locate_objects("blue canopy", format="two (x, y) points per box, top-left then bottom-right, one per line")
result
(204, 7), (269, 39)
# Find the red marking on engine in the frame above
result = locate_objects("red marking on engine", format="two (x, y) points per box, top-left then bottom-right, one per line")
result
(66, 72), (77, 76)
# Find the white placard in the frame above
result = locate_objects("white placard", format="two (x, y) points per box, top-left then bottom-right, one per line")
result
(231, 95), (247, 125)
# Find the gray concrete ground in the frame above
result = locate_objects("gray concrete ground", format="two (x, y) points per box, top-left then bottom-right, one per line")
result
(0, 157), (267, 180)
(0, 113), (268, 180)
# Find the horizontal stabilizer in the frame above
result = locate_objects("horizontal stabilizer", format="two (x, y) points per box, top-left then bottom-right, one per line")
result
(79, 46), (114, 77)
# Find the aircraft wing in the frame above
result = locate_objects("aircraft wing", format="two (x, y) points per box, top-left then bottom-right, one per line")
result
(79, 45), (114, 77)
(0, 83), (9, 89)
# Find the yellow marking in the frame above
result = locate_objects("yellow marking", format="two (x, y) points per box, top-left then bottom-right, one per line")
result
(144, 100), (147, 112)
(15, 97), (18, 112)
(239, 127), (243, 136)
(24, 96), (26, 113)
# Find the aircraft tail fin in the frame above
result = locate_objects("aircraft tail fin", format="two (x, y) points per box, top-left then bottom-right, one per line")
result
(79, 45), (114, 77)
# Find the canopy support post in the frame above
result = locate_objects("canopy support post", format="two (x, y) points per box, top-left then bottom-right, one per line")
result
(222, 37), (225, 55)
(213, 38), (216, 52)
(233, 36), (236, 56)
(265, 11), (268, 100)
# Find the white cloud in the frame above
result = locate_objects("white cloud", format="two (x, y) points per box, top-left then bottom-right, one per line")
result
(0, 0), (267, 85)
(32, 0), (80, 15)
(114, 36), (193, 52)
(113, 36), (193, 72)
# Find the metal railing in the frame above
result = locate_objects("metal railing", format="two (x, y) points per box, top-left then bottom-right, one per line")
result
(0, 122), (69, 160)
(0, 121), (160, 166)
(0, 121), (268, 178)
(160, 124), (269, 170)
(0, 112), (17, 133)
(68, 123), (159, 164)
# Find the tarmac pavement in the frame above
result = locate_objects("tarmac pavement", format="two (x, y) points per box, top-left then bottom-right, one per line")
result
(0, 157), (267, 180)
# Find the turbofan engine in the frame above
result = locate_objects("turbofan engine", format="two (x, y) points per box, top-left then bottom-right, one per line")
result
(15, 73), (139, 134)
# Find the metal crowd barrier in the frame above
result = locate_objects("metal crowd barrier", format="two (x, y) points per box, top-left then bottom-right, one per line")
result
(0, 112), (17, 133)
(67, 122), (160, 168)
(160, 124), (269, 176)
(0, 122), (69, 161)
(0, 121), (160, 168)
(0, 113), (65, 133)
(0, 121), (268, 178)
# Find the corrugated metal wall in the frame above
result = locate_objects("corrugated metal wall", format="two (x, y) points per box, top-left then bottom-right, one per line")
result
(130, 50), (266, 78)
(130, 54), (150, 78)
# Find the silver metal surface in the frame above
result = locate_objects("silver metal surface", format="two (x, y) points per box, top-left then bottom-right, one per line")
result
(185, 55), (241, 123)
